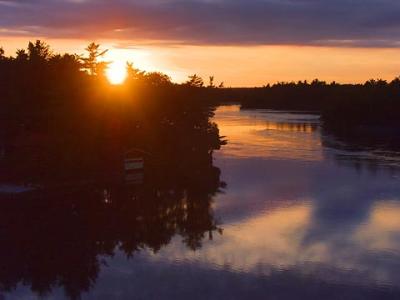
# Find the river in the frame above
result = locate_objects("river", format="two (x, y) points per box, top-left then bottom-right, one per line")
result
(5, 105), (400, 299)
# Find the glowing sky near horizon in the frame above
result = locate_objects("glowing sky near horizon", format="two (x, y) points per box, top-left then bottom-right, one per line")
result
(2, 0), (400, 86)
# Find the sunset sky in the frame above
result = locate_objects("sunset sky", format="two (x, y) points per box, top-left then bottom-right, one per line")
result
(1, 0), (400, 86)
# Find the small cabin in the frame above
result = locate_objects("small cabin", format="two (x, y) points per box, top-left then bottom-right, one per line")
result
(124, 148), (149, 185)
(124, 148), (148, 171)
(124, 157), (144, 171)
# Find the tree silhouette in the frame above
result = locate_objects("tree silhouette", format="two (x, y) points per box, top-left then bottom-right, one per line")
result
(27, 40), (52, 62)
(80, 42), (109, 76)
(126, 61), (146, 81)
(144, 71), (172, 86)
(15, 49), (28, 61)
(186, 74), (204, 87)
(208, 76), (215, 88)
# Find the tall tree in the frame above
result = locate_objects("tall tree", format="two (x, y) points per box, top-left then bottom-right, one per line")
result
(27, 40), (52, 62)
(208, 76), (215, 88)
(15, 49), (28, 61)
(81, 42), (108, 76)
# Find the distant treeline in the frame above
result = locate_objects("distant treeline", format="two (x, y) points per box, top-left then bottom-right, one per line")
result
(224, 79), (400, 130)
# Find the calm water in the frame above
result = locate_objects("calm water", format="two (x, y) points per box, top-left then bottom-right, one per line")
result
(4, 105), (400, 299)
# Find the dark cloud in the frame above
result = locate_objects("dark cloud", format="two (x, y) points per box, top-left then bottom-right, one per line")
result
(1, 0), (400, 47)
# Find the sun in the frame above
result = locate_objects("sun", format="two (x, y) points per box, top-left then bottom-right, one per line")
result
(106, 61), (127, 85)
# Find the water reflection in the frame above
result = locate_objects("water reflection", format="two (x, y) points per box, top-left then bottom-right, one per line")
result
(2, 104), (400, 299)
(216, 106), (322, 161)
(0, 177), (223, 298)
(203, 105), (400, 298)
(321, 123), (400, 171)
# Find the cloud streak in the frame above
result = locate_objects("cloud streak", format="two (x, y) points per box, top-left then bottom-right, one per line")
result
(1, 0), (400, 47)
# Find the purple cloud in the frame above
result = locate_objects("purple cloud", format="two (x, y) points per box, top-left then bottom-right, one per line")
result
(1, 0), (400, 47)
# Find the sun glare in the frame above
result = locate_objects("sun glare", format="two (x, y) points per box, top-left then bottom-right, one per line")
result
(106, 61), (127, 85)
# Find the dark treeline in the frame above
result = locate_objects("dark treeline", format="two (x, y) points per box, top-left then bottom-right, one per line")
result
(225, 79), (400, 131)
(0, 41), (222, 138)
(0, 40), (227, 185)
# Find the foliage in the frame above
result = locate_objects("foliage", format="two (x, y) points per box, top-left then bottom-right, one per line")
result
(229, 79), (400, 129)
(186, 74), (204, 87)
(80, 42), (108, 76)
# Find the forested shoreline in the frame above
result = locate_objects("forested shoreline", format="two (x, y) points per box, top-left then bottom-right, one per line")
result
(225, 80), (400, 129)
(2, 40), (400, 134)
(0, 40), (225, 187)
(1, 39), (400, 175)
